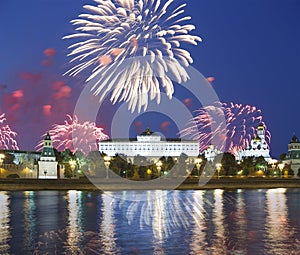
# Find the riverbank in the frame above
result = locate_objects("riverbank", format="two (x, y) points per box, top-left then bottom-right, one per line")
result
(0, 177), (300, 191)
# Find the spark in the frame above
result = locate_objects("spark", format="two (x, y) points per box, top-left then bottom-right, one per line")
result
(0, 113), (19, 150)
(36, 115), (108, 154)
(64, 0), (201, 112)
(180, 102), (271, 157)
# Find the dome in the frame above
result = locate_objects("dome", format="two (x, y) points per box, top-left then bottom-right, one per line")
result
(44, 131), (52, 141)
(254, 135), (262, 142)
(257, 123), (265, 130)
(290, 134), (299, 144)
(140, 128), (155, 136)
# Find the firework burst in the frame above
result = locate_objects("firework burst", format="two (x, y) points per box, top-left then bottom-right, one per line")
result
(64, 0), (201, 112)
(180, 102), (271, 157)
(37, 115), (108, 154)
(0, 113), (19, 150)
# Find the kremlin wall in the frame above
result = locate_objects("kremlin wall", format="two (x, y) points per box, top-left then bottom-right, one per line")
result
(0, 125), (299, 179)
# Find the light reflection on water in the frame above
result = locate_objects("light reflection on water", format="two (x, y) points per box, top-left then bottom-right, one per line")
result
(23, 191), (36, 252)
(66, 190), (83, 254)
(0, 189), (299, 254)
(0, 192), (10, 254)
(99, 192), (119, 254)
(264, 188), (299, 254)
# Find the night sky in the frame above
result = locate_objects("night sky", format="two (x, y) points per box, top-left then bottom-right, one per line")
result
(0, 0), (299, 158)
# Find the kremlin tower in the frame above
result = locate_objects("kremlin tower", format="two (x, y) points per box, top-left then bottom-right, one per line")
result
(38, 132), (58, 179)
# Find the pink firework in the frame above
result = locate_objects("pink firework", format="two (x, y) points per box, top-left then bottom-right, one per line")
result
(180, 102), (271, 157)
(0, 113), (19, 150)
(37, 115), (109, 154)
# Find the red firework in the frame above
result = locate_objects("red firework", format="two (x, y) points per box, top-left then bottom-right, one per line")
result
(180, 102), (271, 157)
(0, 113), (19, 150)
(37, 115), (108, 154)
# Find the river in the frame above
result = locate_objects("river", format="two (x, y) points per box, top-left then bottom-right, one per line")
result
(0, 188), (299, 254)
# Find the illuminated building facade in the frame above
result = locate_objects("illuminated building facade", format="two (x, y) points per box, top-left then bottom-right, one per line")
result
(204, 144), (222, 162)
(38, 132), (58, 179)
(283, 134), (300, 175)
(238, 123), (272, 162)
(98, 128), (199, 158)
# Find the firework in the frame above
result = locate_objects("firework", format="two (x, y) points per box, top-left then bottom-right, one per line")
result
(37, 115), (108, 154)
(0, 113), (19, 150)
(64, 0), (201, 112)
(179, 102), (271, 157)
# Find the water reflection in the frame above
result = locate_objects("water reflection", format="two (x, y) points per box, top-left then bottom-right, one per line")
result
(1, 189), (300, 254)
(66, 190), (83, 254)
(23, 191), (36, 252)
(231, 189), (247, 253)
(211, 189), (226, 254)
(150, 190), (167, 254)
(0, 192), (10, 254)
(265, 188), (297, 254)
(99, 192), (119, 254)
(189, 190), (207, 254)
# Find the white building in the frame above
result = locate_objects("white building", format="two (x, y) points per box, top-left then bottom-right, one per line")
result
(238, 123), (272, 162)
(204, 144), (222, 162)
(98, 128), (199, 158)
(283, 134), (300, 175)
(38, 132), (58, 179)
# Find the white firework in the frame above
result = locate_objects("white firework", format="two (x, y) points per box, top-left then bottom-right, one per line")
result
(64, 0), (201, 112)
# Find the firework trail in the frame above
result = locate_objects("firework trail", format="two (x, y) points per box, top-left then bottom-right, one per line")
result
(180, 102), (271, 157)
(0, 113), (19, 150)
(37, 115), (108, 154)
(64, 0), (201, 112)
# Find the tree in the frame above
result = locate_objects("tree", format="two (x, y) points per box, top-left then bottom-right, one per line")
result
(109, 154), (127, 177)
(86, 151), (105, 177)
(53, 148), (63, 164)
(64, 163), (73, 178)
(61, 149), (74, 163)
(255, 156), (268, 173)
(159, 156), (175, 175)
(214, 153), (238, 176)
(177, 153), (188, 177)
(74, 151), (88, 177)
(283, 164), (293, 176)
(279, 153), (287, 161)
(133, 155), (149, 179)
(1, 152), (15, 165)
(240, 157), (255, 176)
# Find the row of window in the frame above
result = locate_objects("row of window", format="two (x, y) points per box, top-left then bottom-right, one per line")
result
(289, 145), (300, 150)
(43, 152), (53, 156)
(100, 145), (198, 151)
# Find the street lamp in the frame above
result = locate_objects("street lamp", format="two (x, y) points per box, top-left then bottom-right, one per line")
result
(103, 156), (111, 179)
(156, 161), (162, 177)
(194, 158), (202, 177)
(0, 154), (5, 178)
(216, 163), (222, 179)
(69, 160), (77, 178)
(270, 160), (277, 176)
(147, 169), (152, 179)
(278, 163), (285, 178)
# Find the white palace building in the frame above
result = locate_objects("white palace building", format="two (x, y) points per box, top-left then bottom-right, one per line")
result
(98, 128), (199, 158)
(238, 123), (272, 162)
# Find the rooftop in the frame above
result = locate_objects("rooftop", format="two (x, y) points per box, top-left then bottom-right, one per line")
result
(290, 134), (299, 144)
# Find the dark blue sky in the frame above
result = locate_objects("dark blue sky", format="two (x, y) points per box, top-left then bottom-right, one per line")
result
(0, 0), (299, 158)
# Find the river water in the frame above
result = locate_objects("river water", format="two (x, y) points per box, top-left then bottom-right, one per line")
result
(0, 188), (299, 255)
